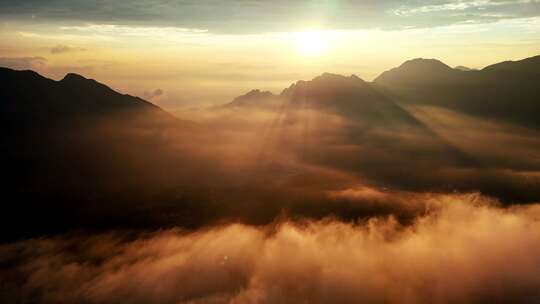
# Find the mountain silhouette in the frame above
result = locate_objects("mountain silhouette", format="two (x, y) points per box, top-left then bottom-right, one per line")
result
(454, 66), (475, 71)
(483, 55), (540, 74)
(224, 64), (540, 202)
(374, 55), (540, 129)
(230, 72), (429, 127)
(377, 58), (453, 81)
(3, 58), (540, 241)
(226, 89), (277, 108)
(228, 72), (460, 132)
(374, 58), (456, 87)
(279, 73), (422, 126)
(226, 72), (474, 191)
(1, 68), (200, 240)
(1, 67), (196, 190)
(0, 68), (187, 127)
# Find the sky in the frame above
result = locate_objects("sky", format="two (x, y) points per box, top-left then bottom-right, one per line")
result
(1, 0), (540, 109)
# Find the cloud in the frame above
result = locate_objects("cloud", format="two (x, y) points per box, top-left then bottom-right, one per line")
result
(1, 195), (540, 304)
(0, 56), (46, 70)
(394, 0), (519, 15)
(50, 44), (86, 54)
(143, 88), (164, 100)
(59, 24), (208, 38)
(1, 0), (539, 32)
(390, 0), (540, 28)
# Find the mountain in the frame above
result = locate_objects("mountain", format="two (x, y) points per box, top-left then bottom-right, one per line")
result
(1, 68), (201, 240)
(228, 73), (427, 126)
(1, 68), (195, 181)
(279, 73), (424, 127)
(454, 65), (475, 71)
(225, 72), (473, 190)
(373, 55), (540, 129)
(0, 68), (174, 126)
(374, 58), (457, 87)
(225, 89), (278, 108)
(4, 60), (540, 240)
(483, 55), (540, 74)
(376, 58), (454, 83)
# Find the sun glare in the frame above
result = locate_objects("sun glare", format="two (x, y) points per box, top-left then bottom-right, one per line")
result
(295, 31), (326, 56)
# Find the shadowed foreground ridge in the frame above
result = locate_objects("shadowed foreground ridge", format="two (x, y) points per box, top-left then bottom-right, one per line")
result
(1, 68), (200, 240)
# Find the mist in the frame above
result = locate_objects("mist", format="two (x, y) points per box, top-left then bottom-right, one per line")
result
(2, 194), (540, 304)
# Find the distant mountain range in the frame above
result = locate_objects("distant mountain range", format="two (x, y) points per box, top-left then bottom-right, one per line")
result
(225, 69), (475, 192)
(2, 54), (540, 240)
(483, 55), (540, 74)
(230, 73), (422, 125)
(228, 55), (540, 129)
(373, 55), (540, 129)
(222, 55), (540, 202)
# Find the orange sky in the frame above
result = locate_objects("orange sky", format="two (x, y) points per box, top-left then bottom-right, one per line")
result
(1, 1), (540, 110)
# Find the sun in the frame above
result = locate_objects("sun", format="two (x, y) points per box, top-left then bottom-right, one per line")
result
(294, 31), (326, 56)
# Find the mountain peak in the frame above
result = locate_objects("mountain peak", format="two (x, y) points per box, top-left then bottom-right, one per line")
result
(1, 68), (173, 129)
(280, 73), (369, 99)
(315, 72), (344, 80)
(0, 67), (52, 84)
(312, 72), (366, 83)
(59, 72), (121, 97)
(244, 89), (273, 98)
(399, 58), (452, 71)
(454, 65), (475, 71)
(374, 58), (453, 84)
(61, 73), (88, 82)
(226, 89), (276, 107)
(483, 55), (540, 74)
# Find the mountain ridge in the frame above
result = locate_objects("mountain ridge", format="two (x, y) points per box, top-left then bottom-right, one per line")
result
(2, 58), (540, 240)
(372, 54), (540, 129)
(482, 55), (540, 74)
